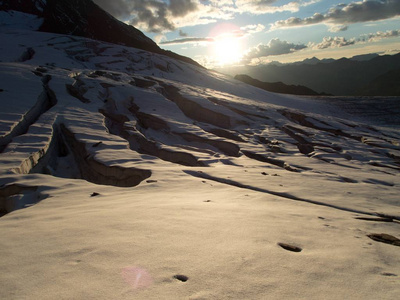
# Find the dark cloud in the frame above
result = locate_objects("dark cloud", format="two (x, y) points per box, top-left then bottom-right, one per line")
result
(129, 0), (175, 33)
(169, 0), (198, 17)
(272, 0), (400, 30)
(93, 0), (132, 19)
(243, 38), (307, 61)
(93, 0), (400, 36)
(179, 30), (189, 37)
(93, 0), (198, 33)
(160, 37), (215, 45)
(326, 0), (400, 23)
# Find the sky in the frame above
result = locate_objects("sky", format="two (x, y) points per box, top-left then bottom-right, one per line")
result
(92, 0), (400, 68)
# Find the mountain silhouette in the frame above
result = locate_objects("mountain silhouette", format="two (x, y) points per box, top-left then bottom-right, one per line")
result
(219, 53), (400, 96)
(234, 74), (328, 96)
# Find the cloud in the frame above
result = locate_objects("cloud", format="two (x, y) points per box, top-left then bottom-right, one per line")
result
(93, 0), (320, 33)
(159, 37), (215, 45)
(310, 29), (400, 49)
(271, 0), (400, 30)
(311, 36), (356, 49)
(92, 0), (132, 19)
(240, 24), (266, 34)
(129, 0), (175, 33)
(235, 0), (319, 15)
(179, 30), (188, 37)
(169, 0), (198, 17)
(243, 38), (307, 61)
(160, 23), (263, 46)
(328, 25), (349, 32)
(153, 34), (167, 44)
(93, 0), (199, 33)
(361, 29), (400, 42)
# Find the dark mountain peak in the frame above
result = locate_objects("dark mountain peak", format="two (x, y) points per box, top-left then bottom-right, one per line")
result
(292, 57), (334, 66)
(1, 0), (203, 68)
(305, 57), (320, 63)
(268, 61), (284, 66)
(337, 57), (350, 62)
(297, 57), (320, 65)
(39, 0), (160, 52)
(350, 53), (379, 62)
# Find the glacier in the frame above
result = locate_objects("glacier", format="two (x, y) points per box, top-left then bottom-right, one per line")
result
(0, 9), (399, 300)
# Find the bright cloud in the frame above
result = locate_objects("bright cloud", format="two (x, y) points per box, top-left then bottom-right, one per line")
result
(310, 29), (400, 49)
(159, 23), (264, 46)
(244, 28), (400, 60)
(362, 29), (400, 42)
(243, 38), (307, 61)
(240, 24), (266, 34)
(311, 36), (356, 49)
(235, 0), (319, 14)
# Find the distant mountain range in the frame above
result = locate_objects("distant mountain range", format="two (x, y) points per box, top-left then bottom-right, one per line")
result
(234, 74), (329, 96)
(219, 53), (400, 96)
(268, 53), (380, 67)
(0, 0), (202, 68)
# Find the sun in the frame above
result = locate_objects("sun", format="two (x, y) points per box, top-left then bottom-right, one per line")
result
(213, 34), (243, 66)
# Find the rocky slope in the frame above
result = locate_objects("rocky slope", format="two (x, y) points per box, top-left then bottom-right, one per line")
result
(0, 0), (203, 68)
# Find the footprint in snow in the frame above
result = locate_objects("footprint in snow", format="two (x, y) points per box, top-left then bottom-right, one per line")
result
(278, 243), (302, 252)
(173, 274), (189, 282)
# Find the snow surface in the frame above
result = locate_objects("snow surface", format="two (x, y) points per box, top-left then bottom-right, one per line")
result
(0, 10), (43, 30)
(0, 17), (400, 299)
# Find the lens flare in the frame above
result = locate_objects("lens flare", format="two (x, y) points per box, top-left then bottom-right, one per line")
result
(210, 23), (244, 66)
(122, 266), (153, 290)
(213, 35), (243, 65)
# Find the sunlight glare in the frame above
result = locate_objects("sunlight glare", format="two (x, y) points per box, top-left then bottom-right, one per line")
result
(213, 34), (243, 66)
